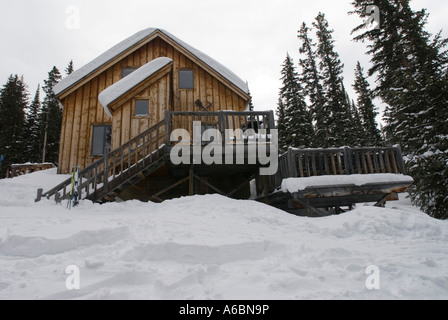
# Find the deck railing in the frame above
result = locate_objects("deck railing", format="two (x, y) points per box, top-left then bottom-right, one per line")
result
(36, 110), (276, 203)
(165, 110), (276, 146)
(273, 146), (406, 189)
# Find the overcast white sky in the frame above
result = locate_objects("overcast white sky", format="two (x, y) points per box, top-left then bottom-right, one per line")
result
(1, 0), (447, 118)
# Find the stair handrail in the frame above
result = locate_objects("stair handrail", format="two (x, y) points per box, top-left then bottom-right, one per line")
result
(36, 119), (166, 203)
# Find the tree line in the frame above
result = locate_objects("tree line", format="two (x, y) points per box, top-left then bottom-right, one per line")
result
(276, 1), (448, 219)
(0, 61), (73, 178)
(277, 12), (382, 150)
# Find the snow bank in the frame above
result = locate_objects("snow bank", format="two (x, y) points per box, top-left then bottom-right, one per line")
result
(0, 169), (447, 300)
(282, 174), (414, 193)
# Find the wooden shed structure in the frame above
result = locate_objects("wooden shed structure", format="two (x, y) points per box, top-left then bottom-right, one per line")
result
(54, 28), (251, 174)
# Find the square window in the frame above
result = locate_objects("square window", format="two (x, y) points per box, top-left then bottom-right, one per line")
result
(135, 100), (149, 116)
(91, 125), (111, 156)
(122, 67), (137, 78)
(179, 69), (194, 89)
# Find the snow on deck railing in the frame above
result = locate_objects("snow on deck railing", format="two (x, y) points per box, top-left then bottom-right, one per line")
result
(281, 173), (414, 193)
(272, 146), (407, 190)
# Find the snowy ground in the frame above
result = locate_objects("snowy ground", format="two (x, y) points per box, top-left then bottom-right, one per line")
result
(0, 169), (447, 300)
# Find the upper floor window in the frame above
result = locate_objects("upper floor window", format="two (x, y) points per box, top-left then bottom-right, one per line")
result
(135, 99), (149, 116)
(179, 69), (194, 89)
(122, 67), (137, 78)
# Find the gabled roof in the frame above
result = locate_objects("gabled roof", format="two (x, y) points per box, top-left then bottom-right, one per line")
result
(53, 28), (249, 98)
(98, 57), (173, 118)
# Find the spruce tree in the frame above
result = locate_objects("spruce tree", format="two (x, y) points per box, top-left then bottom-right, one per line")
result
(24, 85), (42, 163)
(0, 75), (29, 177)
(298, 22), (327, 147)
(278, 54), (314, 149)
(341, 85), (367, 147)
(313, 12), (353, 147)
(40, 67), (62, 164)
(353, 61), (382, 146)
(65, 60), (74, 75)
(276, 98), (288, 150)
(351, 0), (448, 219)
(247, 87), (254, 112)
(348, 99), (367, 147)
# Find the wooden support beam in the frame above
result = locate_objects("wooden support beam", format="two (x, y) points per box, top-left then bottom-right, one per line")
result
(226, 174), (255, 197)
(373, 193), (399, 207)
(189, 166), (194, 196)
(263, 175), (270, 204)
(150, 195), (164, 203)
(193, 174), (225, 195)
(153, 176), (190, 198)
(291, 198), (330, 217)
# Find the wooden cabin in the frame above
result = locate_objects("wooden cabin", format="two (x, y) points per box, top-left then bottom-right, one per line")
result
(44, 28), (277, 203)
(37, 28), (413, 215)
(54, 28), (251, 175)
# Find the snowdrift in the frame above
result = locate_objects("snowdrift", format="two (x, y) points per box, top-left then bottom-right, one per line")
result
(0, 169), (447, 300)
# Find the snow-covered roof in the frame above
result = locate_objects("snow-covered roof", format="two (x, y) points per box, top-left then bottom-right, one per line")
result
(53, 28), (249, 97)
(98, 57), (173, 118)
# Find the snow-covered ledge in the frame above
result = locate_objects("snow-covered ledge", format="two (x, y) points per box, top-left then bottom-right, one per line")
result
(281, 173), (414, 193)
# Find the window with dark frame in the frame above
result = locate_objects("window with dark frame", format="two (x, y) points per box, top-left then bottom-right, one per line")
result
(135, 99), (149, 116)
(179, 69), (194, 89)
(122, 67), (137, 78)
(91, 125), (112, 156)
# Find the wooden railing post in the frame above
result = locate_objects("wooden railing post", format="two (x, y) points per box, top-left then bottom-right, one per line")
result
(165, 111), (171, 147)
(394, 145), (406, 174)
(268, 110), (275, 132)
(218, 111), (225, 143)
(35, 188), (43, 202)
(343, 147), (353, 175)
(287, 148), (298, 178)
(104, 146), (110, 193)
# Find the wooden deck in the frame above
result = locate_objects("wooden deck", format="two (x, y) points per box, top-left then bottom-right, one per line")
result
(35, 110), (412, 216)
(260, 146), (412, 216)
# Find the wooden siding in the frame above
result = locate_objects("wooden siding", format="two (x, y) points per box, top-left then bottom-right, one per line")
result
(111, 72), (171, 149)
(58, 35), (249, 174)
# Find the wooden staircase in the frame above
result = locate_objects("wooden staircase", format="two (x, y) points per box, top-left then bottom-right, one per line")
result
(36, 120), (167, 203)
(35, 110), (277, 204)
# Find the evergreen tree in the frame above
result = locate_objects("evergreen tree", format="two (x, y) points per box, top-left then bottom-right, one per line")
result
(278, 54), (314, 149)
(298, 22), (327, 147)
(24, 85), (42, 163)
(276, 98), (288, 150)
(348, 99), (367, 147)
(341, 85), (367, 147)
(65, 60), (74, 75)
(247, 86), (254, 112)
(352, 0), (448, 219)
(313, 12), (353, 147)
(40, 67), (62, 164)
(0, 75), (29, 177)
(353, 61), (382, 146)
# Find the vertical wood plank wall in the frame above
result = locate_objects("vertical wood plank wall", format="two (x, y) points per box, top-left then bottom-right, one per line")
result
(58, 36), (248, 174)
